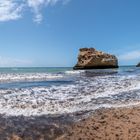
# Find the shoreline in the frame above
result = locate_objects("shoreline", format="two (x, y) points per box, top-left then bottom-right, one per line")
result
(0, 106), (140, 139)
(0, 67), (139, 139)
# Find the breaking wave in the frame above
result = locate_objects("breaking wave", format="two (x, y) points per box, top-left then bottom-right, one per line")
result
(0, 73), (64, 83)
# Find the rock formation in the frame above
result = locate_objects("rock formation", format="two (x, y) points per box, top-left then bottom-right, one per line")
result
(73, 48), (118, 70)
(136, 62), (140, 67)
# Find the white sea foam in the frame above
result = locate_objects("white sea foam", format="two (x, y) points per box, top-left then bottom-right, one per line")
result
(65, 70), (85, 74)
(0, 73), (63, 82)
(0, 72), (139, 116)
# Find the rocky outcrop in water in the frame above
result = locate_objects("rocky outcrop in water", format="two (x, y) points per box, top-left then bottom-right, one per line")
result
(136, 62), (140, 67)
(73, 48), (118, 70)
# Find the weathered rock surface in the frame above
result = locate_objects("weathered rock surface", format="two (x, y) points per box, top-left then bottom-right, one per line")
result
(73, 48), (118, 70)
(136, 62), (140, 67)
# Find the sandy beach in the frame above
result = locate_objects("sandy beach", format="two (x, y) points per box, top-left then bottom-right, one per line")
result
(0, 106), (139, 140)
(62, 106), (140, 140)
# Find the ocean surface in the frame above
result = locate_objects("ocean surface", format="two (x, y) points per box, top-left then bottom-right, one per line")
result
(0, 66), (139, 116)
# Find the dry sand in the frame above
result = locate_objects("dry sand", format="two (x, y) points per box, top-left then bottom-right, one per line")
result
(63, 107), (140, 140)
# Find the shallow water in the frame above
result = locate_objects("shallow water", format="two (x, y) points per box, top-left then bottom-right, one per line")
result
(0, 66), (140, 116)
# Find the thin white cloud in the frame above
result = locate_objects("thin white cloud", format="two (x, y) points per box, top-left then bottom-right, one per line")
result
(0, 0), (69, 23)
(0, 56), (32, 67)
(119, 50), (140, 61)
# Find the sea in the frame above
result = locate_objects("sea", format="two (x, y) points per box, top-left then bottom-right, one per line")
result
(0, 66), (139, 116)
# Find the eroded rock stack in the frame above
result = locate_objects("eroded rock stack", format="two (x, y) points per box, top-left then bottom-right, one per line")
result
(73, 48), (118, 70)
(136, 63), (140, 67)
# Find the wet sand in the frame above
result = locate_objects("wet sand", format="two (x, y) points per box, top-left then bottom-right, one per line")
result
(0, 115), (66, 140)
(63, 106), (140, 140)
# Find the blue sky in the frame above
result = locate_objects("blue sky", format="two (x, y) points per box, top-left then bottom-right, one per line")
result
(0, 0), (140, 67)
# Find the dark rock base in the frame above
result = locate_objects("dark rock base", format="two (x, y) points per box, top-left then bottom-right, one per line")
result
(136, 63), (140, 67)
(73, 65), (119, 70)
